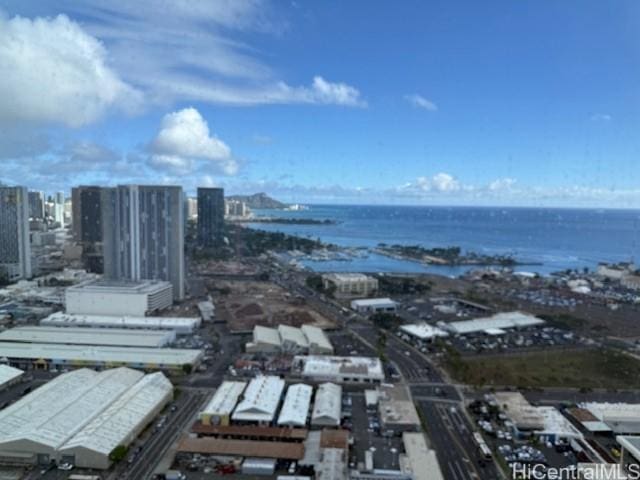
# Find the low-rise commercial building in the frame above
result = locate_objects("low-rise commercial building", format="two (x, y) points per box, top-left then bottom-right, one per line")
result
(0, 365), (23, 392)
(401, 433), (444, 480)
(200, 381), (247, 426)
(494, 392), (582, 441)
(65, 279), (173, 316)
(278, 384), (313, 427)
(41, 311), (201, 335)
(350, 298), (398, 314)
(443, 311), (545, 335)
(378, 385), (421, 434)
(399, 323), (449, 342)
(246, 325), (333, 355)
(232, 376), (285, 425)
(322, 273), (378, 298)
(0, 341), (202, 373)
(579, 403), (640, 434)
(295, 356), (385, 384)
(0, 367), (172, 469)
(0, 326), (175, 348)
(311, 383), (342, 427)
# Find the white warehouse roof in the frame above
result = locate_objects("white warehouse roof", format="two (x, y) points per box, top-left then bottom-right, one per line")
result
(247, 325), (333, 354)
(278, 325), (309, 349)
(0, 342), (202, 369)
(41, 311), (201, 334)
(295, 356), (385, 383)
(351, 298), (397, 308)
(0, 365), (23, 390)
(301, 325), (334, 354)
(0, 326), (175, 348)
(400, 323), (449, 340)
(278, 384), (312, 427)
(201, 381), (247, 419)
(0, 368), (172, 469)
(311, 383), (342, 426)
(232, 376), (285, 423)
(445, 311), (544, 335)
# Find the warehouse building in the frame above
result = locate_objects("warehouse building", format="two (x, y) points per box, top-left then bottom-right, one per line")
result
(321, 273), (378, 298)
(294, 356), (385, 384)
(0, 326), (175, 348)
(0, 367), (172, 469)
(232, 376), (285, 425)
(443, 311), (544, 335)
(278, 384), (313, 427)
(0, 365), (23, 392)
(311, 383), (342, 427)
(246, 325), (333, 355)
(0, 341), (202, 373)
(401, 433), (444, 480)
(65, 279), (173, 317)
(399, 323), (449, 341)
(41, 311), (201, 335)
(200, 381), (247, 426)
(350, 298), (398, 314)
(578, 403), (640, 434)
(494, 392), (582, 441)
(378, 385), (421, 434)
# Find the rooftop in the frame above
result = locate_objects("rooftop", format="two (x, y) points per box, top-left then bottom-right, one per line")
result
(232, 376), (285, 423)
(0, 368), (172, 455)
(0, 365), (23, 388)
(296, 356), (384, 381)
(0, 326), (174, 348)
(278, 384), (312, 427)
(400, 323), (449, 340)
(445, 311), (544, 335)
(191, 424), (308, 441)
(351, 298), (397, 307)
(0, 341), (202, 367)
(402, 433), (444, 480)
(66, 279), (172, 295)
(201, 381), (247, 417)
(312, 383), (342, 424)
(41, 311), (200, 331)
(178, 437), (304, 460)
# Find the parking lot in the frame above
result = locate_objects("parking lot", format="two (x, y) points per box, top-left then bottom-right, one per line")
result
(347, 392), (404, 471)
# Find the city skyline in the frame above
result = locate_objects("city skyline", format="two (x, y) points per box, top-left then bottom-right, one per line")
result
(0, 1), (639, 207)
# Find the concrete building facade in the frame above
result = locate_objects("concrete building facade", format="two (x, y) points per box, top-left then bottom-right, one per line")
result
(102, 185), (185, 300)
(0, 186), (31, 281)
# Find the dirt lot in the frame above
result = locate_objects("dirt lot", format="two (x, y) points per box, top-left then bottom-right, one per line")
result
(213, 280), (336, 332)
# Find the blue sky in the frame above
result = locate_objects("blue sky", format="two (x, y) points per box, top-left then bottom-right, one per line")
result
(0, 0), (639, 206)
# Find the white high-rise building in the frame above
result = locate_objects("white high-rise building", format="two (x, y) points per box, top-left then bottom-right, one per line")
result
(0, 186), (31, 281)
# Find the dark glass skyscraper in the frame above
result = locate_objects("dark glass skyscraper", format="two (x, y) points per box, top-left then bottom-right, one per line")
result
(197, 187), (225, 247)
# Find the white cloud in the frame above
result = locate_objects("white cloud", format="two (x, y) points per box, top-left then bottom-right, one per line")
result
(404, 94), (438, 111)
(0, 13), (141, 127)
(488, 177), (517, 191)
(150, 107), (239, 176)
(590, 113), (612, 122)
(411, 173), (460, 192)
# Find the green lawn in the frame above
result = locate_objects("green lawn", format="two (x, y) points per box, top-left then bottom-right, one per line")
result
(446, 348), (640, 389)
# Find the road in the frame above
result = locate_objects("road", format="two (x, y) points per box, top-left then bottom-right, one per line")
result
(117, 389), (209, 480)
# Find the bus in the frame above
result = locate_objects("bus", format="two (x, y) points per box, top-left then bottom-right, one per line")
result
(473, 432), (492, 460)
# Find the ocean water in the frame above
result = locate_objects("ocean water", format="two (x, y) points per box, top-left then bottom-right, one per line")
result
(245, 205), (640, 276)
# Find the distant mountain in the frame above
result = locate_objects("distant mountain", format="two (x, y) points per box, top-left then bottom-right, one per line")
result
(226, 192), (288, 209)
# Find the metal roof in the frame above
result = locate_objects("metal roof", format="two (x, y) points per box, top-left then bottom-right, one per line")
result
(400, 323), (449, 340)
(402, 433), (444, 480)
(178, 437), (304, 460)
(232, 376), (285, 423)
(0, 341), (202, 367)
(300, 325), (333, 353)
(0, 368), (172, 455)
(445, 311), (544, 335)
(201, 381), (247, 417)
(66, 279), (172, 295)
(296, 356), (384, 382)
(351, 298), (397, 307)
(40, 311), (200, 332)
(0, 364), (23, 389)
(311, 383), (342, 425)
(277, 384), (312, 427)
(0, 326), (174, 348)
(278, 325), (309, 349)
